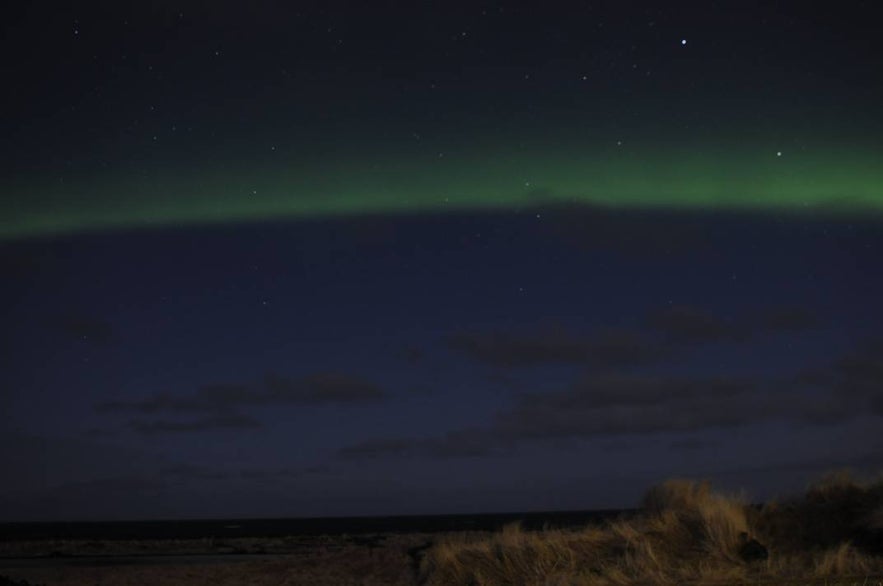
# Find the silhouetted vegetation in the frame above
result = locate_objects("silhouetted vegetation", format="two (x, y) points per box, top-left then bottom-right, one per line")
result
(420, 471), (883, 585)
(1, 471), (880, 585)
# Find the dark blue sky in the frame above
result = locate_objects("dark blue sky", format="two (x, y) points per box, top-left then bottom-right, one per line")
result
(1, 0), (882, 521)
(2, 210), (882, 520)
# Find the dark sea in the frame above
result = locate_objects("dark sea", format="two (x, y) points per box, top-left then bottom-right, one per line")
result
(0, 509), (635, 541)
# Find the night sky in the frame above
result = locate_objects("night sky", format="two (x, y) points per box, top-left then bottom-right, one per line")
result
(1, 1), (882, 521)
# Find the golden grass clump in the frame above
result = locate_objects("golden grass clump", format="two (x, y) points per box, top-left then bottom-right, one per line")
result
(420, 472), (883, 586)
(640, 478), (750, 560)
(420, 523), (607, 586)
(756, 470), (883, 553)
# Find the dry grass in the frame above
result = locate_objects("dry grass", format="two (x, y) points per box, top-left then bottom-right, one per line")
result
(3, 471), (881, 585)
(420, 471), (883, 586)
(757, 470), (883, 553)
(0, 533), (427, 586)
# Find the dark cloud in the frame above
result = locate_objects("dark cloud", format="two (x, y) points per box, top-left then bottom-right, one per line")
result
(338, 376), (761, 460)
(833, 339), (883, 389)
(97, 372), (387, 416)
(447, 305), (819, 370)
(447, 329), (586, 367)
(446, 327), (662, 368)
(599, 439), (637, 453)
(796, 338), (883, 416)
(513, 374), (756, 411)
(719, 448), (883, 479)
(339, 429), (508, 461)
(160, 464), (231, 481)
(129, 413), (262, 434)
(493, 368), (872, 440)
(47, 314), (113, 344)
(646, 305), (747, 344)
(589, 329), (670, 368)
(81, 427), (118, 439)
(264, 372), (386, 404)
(237, 465), (329, 481)
(494, 386), (765, 441)
(338, 363), (881, 461)
(752, 306), (821, 333)
(98, 390), (220, 414)
(159, 463), (329, 483)
(397, 345), (425, 365)
(670, 437), (721, 451)
(338, 437), (413, 460)
(340, 349), (878, 460)
(484, 370), (525, 392)
(647, 305), (822, 345)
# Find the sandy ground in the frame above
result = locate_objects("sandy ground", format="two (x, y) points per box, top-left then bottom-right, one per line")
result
(0, 534), (434, 586)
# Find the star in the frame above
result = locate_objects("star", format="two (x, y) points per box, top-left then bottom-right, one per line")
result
(681, 39), (687, 45)
(777, 151), (782, 157)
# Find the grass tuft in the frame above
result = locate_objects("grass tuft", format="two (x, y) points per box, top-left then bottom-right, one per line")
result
(420, 470), (883, 585)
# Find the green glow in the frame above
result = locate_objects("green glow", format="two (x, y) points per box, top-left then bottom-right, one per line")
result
(3, 145), (882, 239)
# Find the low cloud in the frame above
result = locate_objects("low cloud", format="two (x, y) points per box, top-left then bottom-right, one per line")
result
(339, 359), (878, 461)
(646, 305), (747, 344)
(669, 437), (721, 451)
(398, 345), (425, 365)
(447, 305), (821, 369)
(159, 464), (231, 481)
(447, 327), (663, 369)
(513, 374), (756, 411)
(492, 377), (769, 440)
(129, 413), (262, 434)
(339, 428), (510, 461)
(160, 463), (329, 483)
(647, 305), (821, 344)
(98, 372), (387, 416)
(797, 338), (883, 416)
(264, 372), (386, 404)
(752, 306), (821, 333)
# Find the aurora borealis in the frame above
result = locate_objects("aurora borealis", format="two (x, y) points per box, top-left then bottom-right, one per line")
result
(1, 1), (882, 521)
(5, 144), (883, 239)
(3, 0), (881, 240)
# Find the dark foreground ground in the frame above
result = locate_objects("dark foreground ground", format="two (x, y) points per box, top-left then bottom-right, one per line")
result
(1, 532), (882, 586)
(3, 473), (882, 585)
(0, 533), (429, 585)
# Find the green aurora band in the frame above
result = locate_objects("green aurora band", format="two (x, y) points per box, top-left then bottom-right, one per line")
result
(3, 145), (882, 240)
